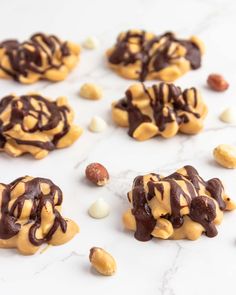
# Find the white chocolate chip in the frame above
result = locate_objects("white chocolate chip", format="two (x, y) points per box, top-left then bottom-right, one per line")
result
(89, 116), (107, 133)
(220, 107), (236, 124)
(88, 198), (110, 219)
(82, 37), (99, 49)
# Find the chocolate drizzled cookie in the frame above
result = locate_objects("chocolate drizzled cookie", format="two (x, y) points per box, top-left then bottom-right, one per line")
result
(0, 94), (82, 159)
(123, 166), (236, 241)
(106, 30), (204, 81)
(112, 82), (207, 140)
(0, 176), (79, 255)
(0, 33), (80, 83)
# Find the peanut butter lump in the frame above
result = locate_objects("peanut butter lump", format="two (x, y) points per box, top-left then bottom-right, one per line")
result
(123, 166), (236, 241)
(106, 30), (204, 81)
(0, 33), (80, 83)
(0, 176), (79, 255)
(112, 82), (207, 141)
(0, 94), (83, 159)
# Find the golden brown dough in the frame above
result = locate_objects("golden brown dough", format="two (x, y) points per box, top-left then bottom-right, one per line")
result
(112, 82), (207, 140)
(0, 94), (83, 159)
(0, 176), (79, 255)
(0, 33), (80, 83)
(106, 30), (204, 81)
(123, 165), (236, 241)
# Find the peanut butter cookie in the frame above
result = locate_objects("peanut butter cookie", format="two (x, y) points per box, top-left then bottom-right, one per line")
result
(0, 94), (82, 159)
(123, 165), (236, 241)
(0, 176), (79, 255)
(106, 30), (204, 81)
(112, 82), (207, 140)
(0, 33), (80, 83)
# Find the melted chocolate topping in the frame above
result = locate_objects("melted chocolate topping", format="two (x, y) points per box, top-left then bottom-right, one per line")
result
(125, 89), (152, 136)
(0, 33), (70, 81)
(129, 165), (226, 241)
(131, 187), (156, 241)
(116, 83), (200, 137)
(109, 31), (201, 81)
(0, 177), (67, 246)
(0, 94), (70, 151)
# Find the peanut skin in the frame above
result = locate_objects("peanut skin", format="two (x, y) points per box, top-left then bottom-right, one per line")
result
(207, 74), (229, 92)
(85, 163), (109, 186)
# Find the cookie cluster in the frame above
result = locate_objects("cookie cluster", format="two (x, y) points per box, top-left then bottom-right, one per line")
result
(112, 82), (207, 140)
(0, 94), (83, 159)
(0, 33), (80, 83)
(106, 29), (204, 81)
(0, 176), (79, 255)
(123, 165), (236, 241)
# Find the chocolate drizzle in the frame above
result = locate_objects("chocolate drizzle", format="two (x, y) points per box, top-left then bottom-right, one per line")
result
(0, 94), (70, 151)
(131, 187), (156, 241)
(125, 89), (152, 136)
(0, 177), (67, 246)
(108, 30), (202, 81)
(129, 165), (227, 241)
(0, 33), (70, 81)
(190, 196), (217, 237)
(116, 83), (201, 137)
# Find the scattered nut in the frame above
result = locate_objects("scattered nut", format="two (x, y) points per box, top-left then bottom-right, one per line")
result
(88, 198), (110, 219)
(79, 83), (103, 100)
(213, 144), (236, 168)
(219, 107), (236, 124)
(85, 163), (109, 186)
(152, 218), (174, 239)
(207, 74), (229, 92)
(82, 36), (99, 49)
(89, 247), (117, 276)
(89, 116), (107, 133)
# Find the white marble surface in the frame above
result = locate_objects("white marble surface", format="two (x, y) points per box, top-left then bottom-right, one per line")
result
(0, 0), (236, 294)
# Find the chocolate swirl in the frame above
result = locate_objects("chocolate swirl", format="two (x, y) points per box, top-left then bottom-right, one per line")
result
(0, 176), (78, 254)
(127, 165), (233, 241)
(0, 94), (82, 159)
(0, 33), (80, 83)
(107, 30), (203, 81)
